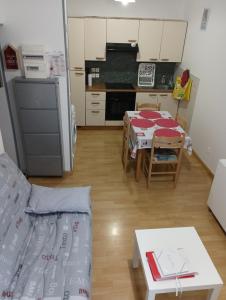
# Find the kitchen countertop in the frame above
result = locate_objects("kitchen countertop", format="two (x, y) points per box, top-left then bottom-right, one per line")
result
(86, 83), (173, 93)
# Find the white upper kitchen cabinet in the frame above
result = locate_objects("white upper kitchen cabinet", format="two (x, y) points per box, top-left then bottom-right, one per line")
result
(137, 20), (163, 62)
(85, 18), (106, 61)
(68, 18), (85, 70)
(160, 21), (187, 62)
(107, 19), (139, 43)
(70, 71), (86, 126)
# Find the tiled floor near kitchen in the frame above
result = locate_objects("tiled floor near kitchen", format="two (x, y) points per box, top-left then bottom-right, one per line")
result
(30, 129), (226, 300)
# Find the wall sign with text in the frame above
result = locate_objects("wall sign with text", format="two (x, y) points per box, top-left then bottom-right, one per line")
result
(4, 44), (19, 70)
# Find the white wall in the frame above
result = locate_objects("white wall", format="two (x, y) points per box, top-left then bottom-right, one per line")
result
(0, 1), (66, 49)
(0, 0), (71, 171)
(181, 0), (226, 173)
(67, 0), (186, 19)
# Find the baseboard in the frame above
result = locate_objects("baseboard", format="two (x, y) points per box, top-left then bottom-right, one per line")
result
(192, 150), (214, 178)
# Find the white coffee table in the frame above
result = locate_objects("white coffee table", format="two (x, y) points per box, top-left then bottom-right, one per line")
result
(132, 227), (223, 300)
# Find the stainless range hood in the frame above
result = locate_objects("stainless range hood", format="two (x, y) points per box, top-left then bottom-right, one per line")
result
(106, 43), (139, 53)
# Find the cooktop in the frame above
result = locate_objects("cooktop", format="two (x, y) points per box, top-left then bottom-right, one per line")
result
(105, 82), (134, 90)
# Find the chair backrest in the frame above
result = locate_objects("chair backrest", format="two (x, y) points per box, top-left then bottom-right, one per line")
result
(176, 114), (188, 132)
(152, 134), (185, 150)
(123, 112), (130, 136)
(136, 102), (161, 111)
(146, 133), (185, 187)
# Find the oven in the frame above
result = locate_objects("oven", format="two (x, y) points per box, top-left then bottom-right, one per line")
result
(105, 83), (136, 121)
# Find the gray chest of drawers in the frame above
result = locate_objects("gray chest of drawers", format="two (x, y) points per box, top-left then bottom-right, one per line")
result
(13, 77), (63, 176)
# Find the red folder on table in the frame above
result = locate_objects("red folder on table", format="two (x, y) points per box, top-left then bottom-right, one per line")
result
(146, 251), (196, 281)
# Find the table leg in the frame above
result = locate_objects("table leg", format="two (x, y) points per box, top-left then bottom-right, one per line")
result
(135, 149), (144, 181)
(146, 290), (155, 300)
(207, 286), (222, 300)
(132, 238), (140, 268)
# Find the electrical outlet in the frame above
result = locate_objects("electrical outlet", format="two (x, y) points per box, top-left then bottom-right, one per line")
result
(207, 146), (211, 153)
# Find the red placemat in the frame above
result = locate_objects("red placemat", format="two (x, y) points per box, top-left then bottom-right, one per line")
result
(131, 118), (155, 128)
(155, 118), (179, 128)
(139, 111), (161, 119)
(154, 128), (181, 137)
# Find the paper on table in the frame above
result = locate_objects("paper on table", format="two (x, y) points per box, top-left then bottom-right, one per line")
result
(154, 248), (190, 277)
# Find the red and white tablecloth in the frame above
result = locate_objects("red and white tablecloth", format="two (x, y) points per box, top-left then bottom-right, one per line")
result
(126, 111), (192, 158)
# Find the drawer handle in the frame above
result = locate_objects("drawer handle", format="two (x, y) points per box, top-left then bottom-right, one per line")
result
(73, 67), (83, 70)
(75, 72), (84, 75)
(128, 40), (136, 43)
(149, 58), (158, 61)
(160, 94), (168, 97)
(149, 94), (157, 97)
(96, 57), (104, 60)
(91, 102), (100, 105)
(91, 93), (100, 96)
(161, 59), (169, 61)
(91, 111), (100, 113)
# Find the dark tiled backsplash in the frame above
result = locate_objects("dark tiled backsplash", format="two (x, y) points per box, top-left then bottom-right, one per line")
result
(85, 52), (176, 88)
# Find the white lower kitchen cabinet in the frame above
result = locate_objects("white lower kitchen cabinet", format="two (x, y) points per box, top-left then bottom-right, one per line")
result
(86, 109), (105, 125)
(157, 93), (178, 118)
(135, 93), (158, 107)
(86, 99), (105, 110)
(86, 91), (106, 103)
(70, 71), (86, 126)
(85, 92), (106, 125)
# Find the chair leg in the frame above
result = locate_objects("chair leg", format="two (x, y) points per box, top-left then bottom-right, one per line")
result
(123, 152), (128, 171)
(121, 142), (124, 163)
(123, 146), (131, 172)
(147, 163), (153, 189)
(147, 177), (150, 189)
(174, 164), (180, 187)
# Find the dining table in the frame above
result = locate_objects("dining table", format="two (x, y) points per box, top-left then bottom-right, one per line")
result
(126, 110), (192, 181)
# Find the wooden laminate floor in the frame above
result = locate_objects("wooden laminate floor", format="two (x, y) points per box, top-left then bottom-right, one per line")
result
(30, 129), (226, 300)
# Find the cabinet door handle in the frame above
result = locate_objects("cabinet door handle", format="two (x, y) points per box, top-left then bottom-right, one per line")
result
(75, 72), (84, 75)
(149, 58), (158, 61)
(91, 102), (100, 105)
(149, 94), (157, 97)
(91, 93), (100, 96)
(96, 57), (104, 60)
(73, 67), (83, 70)
(161, 59), (169, 61)
(128, 40), (137, 43)
(91, 111), (100, 113)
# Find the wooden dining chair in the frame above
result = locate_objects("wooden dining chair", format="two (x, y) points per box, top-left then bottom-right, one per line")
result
(176, 114), (188, 132)
(143, 134), (185, 188)
(121, 113), (132, 172)
(136, 102), (161, 111)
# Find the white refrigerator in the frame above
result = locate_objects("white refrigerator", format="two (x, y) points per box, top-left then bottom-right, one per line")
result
(208, 159), (226, 232)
